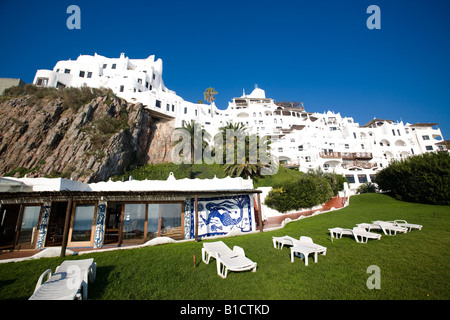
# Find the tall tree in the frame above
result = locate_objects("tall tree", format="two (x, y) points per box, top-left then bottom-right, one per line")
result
(203, 87), (218, 104)
(217, 121), (272, 179)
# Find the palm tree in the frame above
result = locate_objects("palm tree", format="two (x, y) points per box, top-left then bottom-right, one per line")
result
(172, 120), (210, 164)
(217, 121), (272, 178)
(203, 87), (218, 104)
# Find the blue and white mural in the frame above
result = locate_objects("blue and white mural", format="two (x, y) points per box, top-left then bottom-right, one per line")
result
(189, 195), (253, 239)
(93, 204), (106, 248)
(35, 205), (50, 250)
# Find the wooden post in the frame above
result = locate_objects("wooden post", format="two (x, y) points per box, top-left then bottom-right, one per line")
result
(194, 195), (199, 242)
(60, 197), (73, 258)
(12, 204), (25, 251)
(257, 193), (263, 232)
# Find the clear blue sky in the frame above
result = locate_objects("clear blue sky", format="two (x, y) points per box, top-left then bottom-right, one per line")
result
(1, 0), (449, 138)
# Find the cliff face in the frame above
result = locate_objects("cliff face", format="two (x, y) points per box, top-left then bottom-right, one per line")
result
(0, 94), (174, 182)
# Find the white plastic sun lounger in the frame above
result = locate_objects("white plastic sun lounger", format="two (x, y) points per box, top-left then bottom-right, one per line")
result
(372, 221), (408, 235)
(356, 223), (383, 233)
(272, 235), (297, 249)
(202, 241), (235, 264)
(29, 258), (97, 300)
(328, 227), (353, 242)
(329, 227), (381, 243)
(352, 227), (382, 243)
(272, 236), (327, 255)
(215, 245), (257, 279)
(391, 220), (423, 231)
(290, 244), (318, 266)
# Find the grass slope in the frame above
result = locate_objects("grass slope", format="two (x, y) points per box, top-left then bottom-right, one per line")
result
(0, 194), (449, 300)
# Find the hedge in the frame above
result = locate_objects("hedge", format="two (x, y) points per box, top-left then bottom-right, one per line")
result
(264, 175), (334, 213)
(375, 152), (450, 205)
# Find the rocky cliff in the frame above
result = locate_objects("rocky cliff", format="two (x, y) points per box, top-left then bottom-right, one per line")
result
(0, 90), (174, 182)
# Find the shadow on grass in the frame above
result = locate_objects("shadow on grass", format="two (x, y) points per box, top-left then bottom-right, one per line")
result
(88, 265), (115, 300)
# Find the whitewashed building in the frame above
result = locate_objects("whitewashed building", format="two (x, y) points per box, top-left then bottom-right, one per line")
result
(33, 53), (448, 191)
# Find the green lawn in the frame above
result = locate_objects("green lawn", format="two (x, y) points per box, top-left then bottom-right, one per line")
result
(1, 194), (449, 300)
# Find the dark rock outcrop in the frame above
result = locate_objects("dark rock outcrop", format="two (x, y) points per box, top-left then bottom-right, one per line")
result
(0, 94), (174, 182)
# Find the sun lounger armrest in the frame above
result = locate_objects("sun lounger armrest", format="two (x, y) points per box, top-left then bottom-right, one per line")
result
(34, 269), (52, 293)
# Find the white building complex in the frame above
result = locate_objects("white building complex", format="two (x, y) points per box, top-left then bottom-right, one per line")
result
(33, 53), (448, 191)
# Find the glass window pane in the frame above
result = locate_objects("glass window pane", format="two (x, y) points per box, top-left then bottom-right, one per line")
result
(147, 204), (160, 240)
(71, 205), (95, 242)
(18, 206), (41, 245)
(123, 204), (146, 243)
(160, 203), (182, 239)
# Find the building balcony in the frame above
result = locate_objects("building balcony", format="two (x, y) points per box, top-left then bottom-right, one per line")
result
(342, 162), (378, 169)
(319, 151), (342, 159)
(342, 152), (373, 160)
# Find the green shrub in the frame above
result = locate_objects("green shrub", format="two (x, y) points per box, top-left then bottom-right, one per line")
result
(375, 152), (450, 205)
(357, 181), (377, 194)
(264, 175), (334, 213)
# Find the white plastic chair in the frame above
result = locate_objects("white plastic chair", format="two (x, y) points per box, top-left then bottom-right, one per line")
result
(29, 258), (96, 300)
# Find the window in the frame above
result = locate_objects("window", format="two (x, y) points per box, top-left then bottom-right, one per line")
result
(137, 78), (142, 84)
(298, 145), (303, 151)
(392, 129), (396, 136)
(426, 146), (433, 151)
(17, 206), (41, 248)
(122, 204), (146, 244)
(79, 71), (85, 77)
(353, 132), (357, 139)
(70, 204), (95, 242)
(112, 64), (117, 69)
(87, 72), (92, 78)
(103, 64), (107, 68)
(166, 104), (170, 111)
(278, 148), (283, 152)
(147, 203), (183, 239)
(64, 69), (71, 74)
(184, 107), (187, 114)
(155, 100), (161, 108)
(358, 174), (368, 183)
(422, 135), (430, 140)
(152, 73), (156, 80)
(172, 105), (175, 112)
(119, 85), (124, 92)
(36, 78), (48, 86)
(397, 129), (401, 136)
(345, 175), (356, 184)
(305, 156), (311, 162)
(345, 144), (349, 149)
